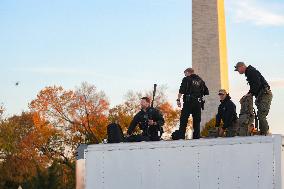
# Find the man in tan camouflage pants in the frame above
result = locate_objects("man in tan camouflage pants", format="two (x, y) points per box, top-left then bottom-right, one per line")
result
(255, 88), (273, 134)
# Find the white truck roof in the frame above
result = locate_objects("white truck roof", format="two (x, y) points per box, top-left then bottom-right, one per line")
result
(79, 135), (284, 189)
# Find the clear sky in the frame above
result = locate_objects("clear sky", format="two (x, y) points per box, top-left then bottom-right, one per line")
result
(0, 0), (283, 134)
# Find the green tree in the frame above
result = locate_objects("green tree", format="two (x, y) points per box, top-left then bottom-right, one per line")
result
(46, 160), (75, 189)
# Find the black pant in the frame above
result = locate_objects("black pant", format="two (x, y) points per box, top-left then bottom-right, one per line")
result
(179, 98), (201, 139)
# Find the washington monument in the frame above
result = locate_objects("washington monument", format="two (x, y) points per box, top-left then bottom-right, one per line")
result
(192, 0), (229, 127)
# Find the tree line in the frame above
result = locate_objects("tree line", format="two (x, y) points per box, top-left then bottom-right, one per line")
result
(0, 82), (180, 189)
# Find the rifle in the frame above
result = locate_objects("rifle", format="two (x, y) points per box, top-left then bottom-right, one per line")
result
(151, 84), (157, 108)
(150, 84), (162, 138)
(253, 108), (259, 131)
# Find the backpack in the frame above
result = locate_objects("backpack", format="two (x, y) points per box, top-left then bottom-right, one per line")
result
(171, 130), (185, 140)
(107, 123), (124, 143)
(239, 95), (255, 136)
(240, 95), (254, 115)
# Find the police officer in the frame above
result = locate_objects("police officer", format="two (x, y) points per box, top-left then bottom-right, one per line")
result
(127, 97), (165, 141)
(173, 68), (209, 140)
(215, 89), (238, 137)
(234, 62), (273, 135)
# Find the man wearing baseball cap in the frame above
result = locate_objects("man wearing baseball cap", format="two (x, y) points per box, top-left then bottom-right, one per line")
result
(215, 89), (238, 137)
(172, 68), (209, 140)
(234, 62), (273, 135)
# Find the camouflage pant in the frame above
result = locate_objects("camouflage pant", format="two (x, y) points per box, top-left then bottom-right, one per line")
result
(225, 120), (239, 137)
(255, 89), (273, 135)
(207, 119), (239, 138)
(239, 114), (254, 136)
(208, 127), (218, 138)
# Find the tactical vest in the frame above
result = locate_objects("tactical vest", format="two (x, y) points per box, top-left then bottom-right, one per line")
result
(188, 77), (203, 97)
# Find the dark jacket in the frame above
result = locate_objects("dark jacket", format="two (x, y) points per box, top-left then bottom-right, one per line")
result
(179, 74), (209, 98)
(245, 65), (270, 96)
(216, 95), (238, 129)
(127, 107), (165, 135)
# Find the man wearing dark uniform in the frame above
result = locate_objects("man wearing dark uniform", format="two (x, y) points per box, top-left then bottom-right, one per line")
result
(235, 62), (273, 135)
(215, 89), (239, 137)
(173, 68), (209, 140)
(127, 97), (165, 141)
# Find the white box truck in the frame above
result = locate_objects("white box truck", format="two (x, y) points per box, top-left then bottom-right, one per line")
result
(78, 135), (284, 189)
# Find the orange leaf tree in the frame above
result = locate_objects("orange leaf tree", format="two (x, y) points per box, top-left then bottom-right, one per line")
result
(29, 82), (109, 146)
(0, 112), (51, 186)
(158, 102), (180, 139)
(0, 111), (75, 188)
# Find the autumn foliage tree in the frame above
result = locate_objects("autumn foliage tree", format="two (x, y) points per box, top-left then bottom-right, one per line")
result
(0, 83), (182, 188)
(19, 82), (110, 188)
(0, 82), (109, 188)
(158, 102), (180, 138)
(74, 82), (109, 143)
(0, 112), (57, 188)
(29, 82), (109, 145)
(0, 111), (78, 189)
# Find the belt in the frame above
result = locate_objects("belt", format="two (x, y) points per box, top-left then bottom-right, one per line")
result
(184, 95), (202, 102)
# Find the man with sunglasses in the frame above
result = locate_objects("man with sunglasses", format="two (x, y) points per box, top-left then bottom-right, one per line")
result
(215, 89), (238, 137)
(234, 62), (273, 135)
(173, 68), (209, 140)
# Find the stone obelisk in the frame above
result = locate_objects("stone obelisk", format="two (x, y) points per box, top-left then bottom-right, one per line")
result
(192, 0), (229, 128)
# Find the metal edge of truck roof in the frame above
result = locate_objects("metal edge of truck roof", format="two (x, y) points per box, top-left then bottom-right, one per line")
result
(86, 135), (283, 152)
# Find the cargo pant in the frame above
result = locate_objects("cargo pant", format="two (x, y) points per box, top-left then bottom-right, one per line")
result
(255, 89), (273, 135)
(225, 119), (239, 137)
(208, 127), (219, 138)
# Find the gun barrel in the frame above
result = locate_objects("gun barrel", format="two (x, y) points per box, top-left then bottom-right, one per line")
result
(151, 84), (157, 108)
